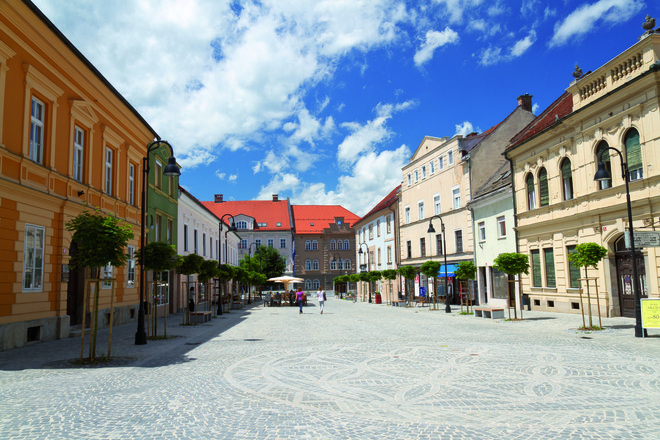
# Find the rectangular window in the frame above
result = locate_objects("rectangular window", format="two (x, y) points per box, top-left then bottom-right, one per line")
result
(448, 150), (454, 165)
(128, 164), (135, 206)
(169, 175), (175, 197)
(104, 147), (113, 195)
(167, 219), (173, 244)
(30, 97), (45, 164)
(434, 194), (441, 215)
(184, 224), (189, 251)
(452, 187), (461, 209)
(280, 238), (286, 248)
(155, 160), (162, 190)
(210, 236), (213, 258)
(369, 224), (373, 240)
(386, 216), (391, 234)
(414, 170), (419, 182)
(377, 248), (382, 265)
(544, 247), (556, 288)
(430, 161), (435, 174)
(73, 126), (84, 182)
(194, 229), (198, 253)
(407, 174), (411, 186)
(436, 234), (443, 256)
(439, 155), (444, 170)
(155, 214), (162, 242)
(268, 239), (274, 248)
(376, 220), (380, 237)
(497, 216), (506, 238)
(455, 230), (463, 253)
(420, 237), (426, 257)
(421, 166), (426, 179)
(405, 206), (410, 224)
(23, 224), (45, 291)
(127, 245), (135, 287)
(240, 239), (248, 249)
(418, 201), (424, 220)
(387, 246), (392, 264)
(531, 250), (542, 287)
(567, 245), (581, 288)
(203, 233), (207, 256)
(255, 239), (262, 249)
(478, 221), (486, 242)
(406, 240), (412, 259)
(102, 263), (113, 289)
(492, 268), (509, 299)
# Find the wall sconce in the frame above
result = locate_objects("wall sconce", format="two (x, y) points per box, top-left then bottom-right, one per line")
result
(77, 191), (85, 197)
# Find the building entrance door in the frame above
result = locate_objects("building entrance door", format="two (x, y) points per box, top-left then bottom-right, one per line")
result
(614, 236), (647, 318)
(66, 243), (85, 326)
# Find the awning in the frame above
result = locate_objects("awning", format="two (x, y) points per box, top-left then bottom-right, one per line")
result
(436, 264), (456, 277)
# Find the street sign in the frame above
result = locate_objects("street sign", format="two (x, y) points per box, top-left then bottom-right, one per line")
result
(633, 231), (660, 247)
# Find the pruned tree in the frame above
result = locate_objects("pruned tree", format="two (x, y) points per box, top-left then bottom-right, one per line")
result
(493, 252), (530, 320)
(567, 242), (608, 329)
(420, 260), (441, 306)
(397, 265), (417, 306)
(381, 269), (398, 302)
(136, 242), (177, 337)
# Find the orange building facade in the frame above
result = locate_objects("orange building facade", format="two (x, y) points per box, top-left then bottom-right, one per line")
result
(0, 0), (156, 349)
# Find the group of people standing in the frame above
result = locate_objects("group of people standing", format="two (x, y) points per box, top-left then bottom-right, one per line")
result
(295, 286), (327, 314)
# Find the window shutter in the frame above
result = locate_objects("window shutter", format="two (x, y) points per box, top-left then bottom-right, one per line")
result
(531, 250), (542, 287)
(625, 130), (642, 171)
(544, 248), (556, 288)
(567, 245), (581, 288)
(561, 159), (572, 179)
(539, 168), (549, 206)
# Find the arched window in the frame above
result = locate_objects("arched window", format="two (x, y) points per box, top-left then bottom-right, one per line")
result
(526, 173), (536, 210)
(337, 259), (343, 270)
(625, 129), (642, 181)
(344, 240), (350, 250)
(305, 259), (312, 271)
(538, 167), (549, 207)
(330, 260), (337, 270)
(596, 141), (612, 190)
(345, 259), (351, 270)
(313, 279), (320, 289)
(337, 240), (343, 250)
(312, 259), (319, 270)
(305, 240), (311, 251)
(305, 279), (313, 289)
(330, 240), (336, 250)
(561, 158), (573, 200)
(312, 240), (318, 251)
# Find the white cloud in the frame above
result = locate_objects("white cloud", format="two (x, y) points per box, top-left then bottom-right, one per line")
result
(413, 27), (460, 67)
(549, 0), (644, 47)
(455, 121), (477, 136)
(228, 174), (238, 182)
(476, 30), (536, 66)
(177, 150), (217, 170)
(476, 46), (503, 66)
(521, 0), (540, 16)
(432, 0), (484, 24)
(215, 171), (226, 180)
(510, 30), (536, 57)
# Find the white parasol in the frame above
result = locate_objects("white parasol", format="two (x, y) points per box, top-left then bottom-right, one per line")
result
(267, 275), (304, 292)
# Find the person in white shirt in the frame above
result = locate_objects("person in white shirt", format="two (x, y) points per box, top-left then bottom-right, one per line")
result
(317, 287), (326, 314)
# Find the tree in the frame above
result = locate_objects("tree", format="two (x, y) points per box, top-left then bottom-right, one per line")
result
(398, 265), (417, 306)
(216, 264), (236, 315)
(358, 271), (371, 301)
(66, 209), (134, 361)
(493, 252), (530, 320)
(381, 269), (398, 301)
(368, 270), (382, 302)
(420, 261), (441, 306)
(136, 242), (177, 337)
(567, 242), (608, 329)
(251, 245), (287, 280)
(455, 261), (477, 280)
(176, 253), (205, 323)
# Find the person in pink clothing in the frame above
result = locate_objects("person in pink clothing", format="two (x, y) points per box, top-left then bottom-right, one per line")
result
(296, 287), (305, 314)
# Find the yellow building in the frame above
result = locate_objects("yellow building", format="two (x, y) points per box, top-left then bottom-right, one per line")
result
(505, 29), (660, 318)
(0, 0), (158, 349)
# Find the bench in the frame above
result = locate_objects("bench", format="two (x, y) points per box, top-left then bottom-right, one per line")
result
(190, 311), (212, 323)
(473, 307), (504, 319)
(391, 300), (403, 307)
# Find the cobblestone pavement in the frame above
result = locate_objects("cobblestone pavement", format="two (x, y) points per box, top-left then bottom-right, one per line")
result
(1, 297), (659, 440)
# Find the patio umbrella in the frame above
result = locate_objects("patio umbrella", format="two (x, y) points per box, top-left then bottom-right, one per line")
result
(267, 275), (304, 292)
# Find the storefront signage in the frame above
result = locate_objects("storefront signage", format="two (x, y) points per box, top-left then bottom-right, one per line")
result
(641, 299), (660, 329)
(631, 231), (660, 248)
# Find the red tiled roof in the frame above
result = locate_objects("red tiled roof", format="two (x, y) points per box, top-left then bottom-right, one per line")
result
(508, 92), (573, 150)
(357, 186), (400, 224)
(200, 200), (292, 231)
(291, 205), (360, 234)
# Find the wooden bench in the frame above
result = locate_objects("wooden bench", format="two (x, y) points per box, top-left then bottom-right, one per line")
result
(190, 311), (212, 323)
(391, 300), (403, 307)
(473, 307), (504, 319)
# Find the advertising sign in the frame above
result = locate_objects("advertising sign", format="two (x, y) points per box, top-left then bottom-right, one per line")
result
(641, 299), (660, 329)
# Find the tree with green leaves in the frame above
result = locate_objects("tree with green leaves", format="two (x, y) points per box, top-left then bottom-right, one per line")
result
(216, 264), (236, 315)
(420, 261), (441, 307)
(397, 265), (417, 306)
(358, 271), (371, 301)
(66, 209), (134, 361)
(493, 252), (530, 320)
(381, 269), (398, 302)
(567, 242), (608, 329)
(368, 270), (382, 302)
(455, 261), (477, 280)
(176, 253), (205, 323)
(136, 242), (177, 337)
(349, 273), (360, 299)
(250, 245), (287, 280)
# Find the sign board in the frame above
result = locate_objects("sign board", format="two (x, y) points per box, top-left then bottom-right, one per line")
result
(641, 299), (660, 329)
(634, 231), (660, 247)
(61, 264), (70, 283)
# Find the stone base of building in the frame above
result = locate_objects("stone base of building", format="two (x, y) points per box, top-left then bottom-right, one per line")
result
(0, 315), (70, 351)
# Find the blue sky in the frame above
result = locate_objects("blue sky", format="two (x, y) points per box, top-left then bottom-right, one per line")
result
(34, 0), (652, 216)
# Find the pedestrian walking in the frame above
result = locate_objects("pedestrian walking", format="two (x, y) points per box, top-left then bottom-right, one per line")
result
(317, 286), (326, 314)
(296, 287), (305, 314)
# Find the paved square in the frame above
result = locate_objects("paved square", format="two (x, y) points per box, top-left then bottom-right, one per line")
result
(1, 297), (659, 439)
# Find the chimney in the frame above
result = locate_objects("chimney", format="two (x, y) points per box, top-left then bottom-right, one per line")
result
(214, 194), (223, 203)
(517, 94), (533, 112)
(272, 194), (278, 202)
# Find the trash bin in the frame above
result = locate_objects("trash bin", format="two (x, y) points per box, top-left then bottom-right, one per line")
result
(522, 294), (530, 311)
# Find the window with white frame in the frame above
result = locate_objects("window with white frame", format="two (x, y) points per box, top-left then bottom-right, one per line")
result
(128, 163), (135, 206)
(407, 174), (411, 186)
(455, 230), (463, 253)
(235, 221), (248, 229)
(305, 240), (311, 251)
(345, 259), (351, 270)
(421, 166), (426, 178)
(387, 246), (392, 264)
(104, 147), (113, 195)
(240, 239), (247, 249)
(386, 216), (391, 233)
(73, 126), (84, 182)
(337, 240), (343, 250)
(420, 238), (426, 257)
(194, 229), (198, 253)
(439, 155), (444, 169)
(23, 224), (45, 291)
(369, 224), (373, 240)
(414, 170), (419, 182)
(127, 245), (135, 287)
(305, 279), (313, 289)
(430, 161), (435, 174)
(280, 238), (286, 248)
(344, 239), (350, 250)
(418, 201), (424, 220)
(305, 259), (312, 270)
(30, 97), (45, 164)
(478, 221), (486, 242)
(331, 259), (337, 270)
(102, 263), (113, 289)
(433, 194), (441, 215)
(155, 160), (162, 190)
(312, 240), (318, 251)
(255, 239), (261, 248)
(184, 224), (189, 251)
(497, 216), (506, 238)
(312, 259), (319, 270)
(330, 240), (336, 250)
(448, 150), (454, 165)
(405, 206), (410, 224)
(203, 233), (207, 256)
(452, 186), (461, 209)
(267, 239), (274, 247)
(313, 279), (320, 289)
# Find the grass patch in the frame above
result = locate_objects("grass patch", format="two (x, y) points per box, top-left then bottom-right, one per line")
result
(578, 326), (604, 331)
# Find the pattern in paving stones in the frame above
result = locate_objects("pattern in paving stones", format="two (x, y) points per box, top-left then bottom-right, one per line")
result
(1, 298), (659, 439)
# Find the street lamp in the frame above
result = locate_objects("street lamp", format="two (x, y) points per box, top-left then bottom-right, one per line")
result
(595, 147), (646, 337)
(427, 215), (451, 313)
(358, 242), (372, 303)
(136, 139), (180, 345)
(217, 214), (237, 315)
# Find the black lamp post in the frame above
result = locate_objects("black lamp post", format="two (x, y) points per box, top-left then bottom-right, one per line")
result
(358, 243), (371, 303)
(427, 215), (451, 313)
(595, 147), (646, 337)
(217, 214), (237, 315)
(135, 139), (180, 345)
